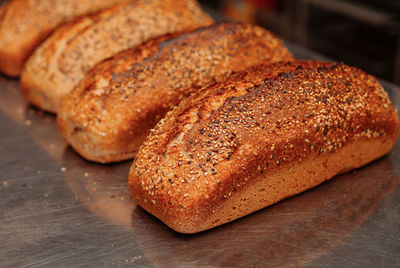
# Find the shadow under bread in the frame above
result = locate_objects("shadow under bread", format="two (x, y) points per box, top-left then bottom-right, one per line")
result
(0, 75), (26, 125)
(22, 106), (67, 162)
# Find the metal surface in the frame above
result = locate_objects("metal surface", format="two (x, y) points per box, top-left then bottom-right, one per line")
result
(0, 44), (400, 268)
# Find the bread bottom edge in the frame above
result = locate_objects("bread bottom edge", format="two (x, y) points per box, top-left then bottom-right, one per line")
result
(57, 115), (129, 163)
(66, 142), (135, 164)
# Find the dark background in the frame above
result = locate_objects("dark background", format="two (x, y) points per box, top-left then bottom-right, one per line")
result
(199, 0), (400, 86)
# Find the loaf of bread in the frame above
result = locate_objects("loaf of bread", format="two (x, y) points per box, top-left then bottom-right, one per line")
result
(20, 0), (213, 113)
(57, 22), (294, 163)
(0, 0), (133, 77)
(129, 61), (399, 233)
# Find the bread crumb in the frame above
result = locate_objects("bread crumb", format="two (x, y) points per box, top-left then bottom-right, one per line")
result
(91, 187), (96, 192)
(60, 167), (67, 172)
(84, 172), (89, 177)
(25, 120), (31, 126)
(129, 256), (142, 263)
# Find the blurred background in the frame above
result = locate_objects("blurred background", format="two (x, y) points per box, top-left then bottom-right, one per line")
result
(199, 0), (400, 86)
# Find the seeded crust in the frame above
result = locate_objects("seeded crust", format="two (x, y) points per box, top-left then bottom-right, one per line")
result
(129, 61), (400, 233)
(57, 22), (294, 163)
(0, 0), (133, 77)
(20, 0), (213, 113)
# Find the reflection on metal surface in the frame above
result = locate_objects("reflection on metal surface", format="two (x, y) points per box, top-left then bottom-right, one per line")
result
(0, 77), (25, 125)
(24, 107), (67, 162)
(0, 76), (67, 161)
(62, 148), (135, 229)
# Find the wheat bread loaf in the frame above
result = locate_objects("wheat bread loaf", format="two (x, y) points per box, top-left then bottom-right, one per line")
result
(129, 61), (399, 233)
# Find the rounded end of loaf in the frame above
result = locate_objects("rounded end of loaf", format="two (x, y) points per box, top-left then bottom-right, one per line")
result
(18, 16), (97, 114)
(57, 93), (152, 163)
(56, 110), (134, 164)
(128, 164), (208, 234)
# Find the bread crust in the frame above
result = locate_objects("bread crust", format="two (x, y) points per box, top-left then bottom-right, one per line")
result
(57, 22), (294, 163)
(0, 0), (133, 77)
(128, 61), (400, 233)
(20, 0), (213, 113)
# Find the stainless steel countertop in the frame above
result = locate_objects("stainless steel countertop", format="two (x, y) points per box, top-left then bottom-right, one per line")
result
(0, 43), (399, 268)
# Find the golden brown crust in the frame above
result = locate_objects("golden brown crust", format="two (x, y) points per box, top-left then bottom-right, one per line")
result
(0, 0), (133, 77)
(57, 22), (294, 163)
(129, 61), (400, 233)
(20, 0), (213, 112)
